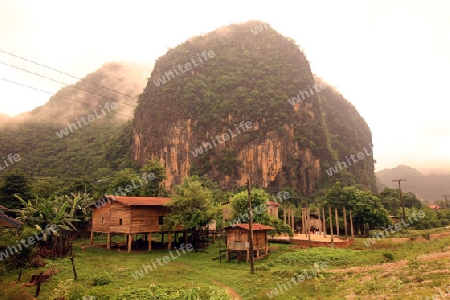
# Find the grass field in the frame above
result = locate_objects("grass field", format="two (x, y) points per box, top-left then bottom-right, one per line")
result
(1, 232), (450, 300)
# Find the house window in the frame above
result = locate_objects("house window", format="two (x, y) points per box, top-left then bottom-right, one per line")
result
(119, 219), (122, 225)
(101, 217), (104, 223)
(158, 216), (164, 225)
(235, 230), (242, 242)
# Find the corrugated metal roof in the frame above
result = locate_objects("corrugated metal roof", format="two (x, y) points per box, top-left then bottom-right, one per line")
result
(104, 195), (172, 206)
(267, 201), (279, 207)
(222, 223), (274, 231)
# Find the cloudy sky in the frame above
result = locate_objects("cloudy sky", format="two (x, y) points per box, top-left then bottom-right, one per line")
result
(0, 0), (449, 173)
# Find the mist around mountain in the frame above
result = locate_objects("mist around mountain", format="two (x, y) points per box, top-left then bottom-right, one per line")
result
(0, 62), (149, 186)
(376, 164), (450, 202)
(9, 62), (149, 125)
(0, 112), (11, 126)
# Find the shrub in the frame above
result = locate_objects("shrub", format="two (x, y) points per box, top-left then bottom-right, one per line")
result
(92, 274), (111, 286)
(382, 251), (394, 262)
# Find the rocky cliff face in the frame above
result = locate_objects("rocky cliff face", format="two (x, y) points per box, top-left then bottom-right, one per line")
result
(131, 21), (375, 194)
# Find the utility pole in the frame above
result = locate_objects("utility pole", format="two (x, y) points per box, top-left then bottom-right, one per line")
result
(442, 195), (450, 209)
(392, 179), (406, 220)
(247, 179), (254, 274)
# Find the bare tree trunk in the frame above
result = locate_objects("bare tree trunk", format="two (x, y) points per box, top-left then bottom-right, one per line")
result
(35, 272), (43, 297)
(335, 207), (340, 236)
(343, 206), (348, 239)
(328, 206), (334, 248)
(70, 243), (77, 280)
(350, 210), (355, 239)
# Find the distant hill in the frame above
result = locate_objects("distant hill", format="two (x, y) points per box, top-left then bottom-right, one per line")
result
(0, 62), (149, 180)
(13, 62), (149, 124)
(376, 165), (450, 202)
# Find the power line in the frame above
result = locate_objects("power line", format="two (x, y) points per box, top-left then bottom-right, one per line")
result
(0, 48), (139, 100)
(0, 77), (134, 119)
(0, 60), (136, 108)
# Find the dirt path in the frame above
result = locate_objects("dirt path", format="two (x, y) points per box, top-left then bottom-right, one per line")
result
(212, 279), (242, 300)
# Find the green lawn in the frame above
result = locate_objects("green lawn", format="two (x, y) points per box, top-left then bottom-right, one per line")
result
(1, 233), (450, 299)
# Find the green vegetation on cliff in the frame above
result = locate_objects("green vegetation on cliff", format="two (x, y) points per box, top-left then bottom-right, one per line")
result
(133, 21), (375, 192)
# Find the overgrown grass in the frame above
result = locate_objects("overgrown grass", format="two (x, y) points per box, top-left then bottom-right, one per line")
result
(1, 233), (450, 299)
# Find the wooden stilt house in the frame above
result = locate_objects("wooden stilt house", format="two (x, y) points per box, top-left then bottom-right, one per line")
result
(222, 223), (273, 262)
(90, 195), (183, 253)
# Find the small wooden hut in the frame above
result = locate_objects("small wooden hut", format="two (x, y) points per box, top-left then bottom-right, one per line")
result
(90, 195), (183, 253)
(0, 205), (22, 229)
(222, 223), (273, 262)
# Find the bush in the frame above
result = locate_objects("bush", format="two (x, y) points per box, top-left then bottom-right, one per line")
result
(382, 251), (394, 262)
(92, 274), (111, 286)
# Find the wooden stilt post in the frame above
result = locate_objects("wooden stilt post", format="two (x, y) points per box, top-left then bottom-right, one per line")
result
(168, 233), (172, 250)
(350, 210), (355, 239)
(283, 208), (287, 225)
(90, 230), (94, 246)
(184, 230), (188, 245)
(343, 206), (348, 239)
(107, 232), (111, 250)
(322, 207), (327, 238)
(127, 234), (132, 253)
(148, 232), (152, 251)
(335, 207), (340, 237)
(328, 206), (334, 248)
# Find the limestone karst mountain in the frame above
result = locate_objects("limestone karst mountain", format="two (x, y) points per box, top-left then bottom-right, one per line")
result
(131, 21), (375, 194)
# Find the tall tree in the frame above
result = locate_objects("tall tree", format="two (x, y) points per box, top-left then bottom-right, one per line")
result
(379, 188), (422, 216)
(0, 170), (33, 213)
(105, 168), (143, 196)
(164, 177), (220, 250)
(324, 182), (390, 230)
(140, 158), (167, 196)
(231, 188), (293, 236)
